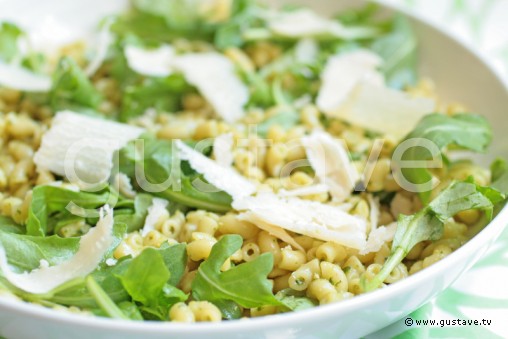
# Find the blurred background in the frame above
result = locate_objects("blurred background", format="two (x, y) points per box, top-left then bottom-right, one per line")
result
(384, 0), (508, 80)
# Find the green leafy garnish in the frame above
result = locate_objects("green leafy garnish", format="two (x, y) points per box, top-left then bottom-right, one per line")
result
(362, 180), (504, 292)
(0, 22), (23, 62)
(191, 234), (280, 310)
(395, 113), (492, 203)
(490, 158), (508, 195)
(86, 276), (129, 320)
(118, 138), (233, 212)
(275, 288), (316, 312)
(115, 248), (170, 305)
(371, 16), (417, 89)
(50, 57), (103, 111)
(120, 74), (191, 121)
(26, 186), (112, 236)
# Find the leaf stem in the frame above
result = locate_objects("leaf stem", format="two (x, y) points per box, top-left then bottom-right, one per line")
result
(362, 247), (405, 292)
(86, 276), (128, 320)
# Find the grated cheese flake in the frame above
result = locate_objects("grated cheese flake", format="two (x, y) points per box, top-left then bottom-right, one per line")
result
(176, 140), (256, 200)
(233, 192), (367, 250)
(33, 111), (144, 186)
(317, 49), (384, 113)
(213, 133), (234, 167)
(172, 53), (249, 122)
(84, 20), (114, 76)
(336, 81), (436, 139)
(124, 44), (175, 77)
(0, 61), (52, 92)
(238, 212), (304, 252)
(141, 198), (169, 237)
(360, 222), (397, 255)
(302, 130), (359, 202)
(268, 9), (378, 39)
(0, 205), (115, 294)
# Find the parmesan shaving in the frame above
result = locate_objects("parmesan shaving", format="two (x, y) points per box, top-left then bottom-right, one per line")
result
(317, 50), (384, 113)
(0, 205), (115, 294)
(213, 133), (234, 167)
(360, 222), (397, 255)
(115, 173), (136, 199)
(34, 111), (144, 186)
(238, 212), (304, 252)
(176, 140), (256, 200)
(268, 9), (378, 39)
(84, 20), (114, 76)
(367, 194), (380, 233)
(0, 61), (52, 92)
(172, 53), (249, 122)
(277, 184), (329, 197)
(336, 81), (436, 139)
(124, 44), (175, 77)
(294, 38), (319, 64)
(233, 193), (367, 250)
(141, 198), (169, 237)
(302, 130), (359, 202)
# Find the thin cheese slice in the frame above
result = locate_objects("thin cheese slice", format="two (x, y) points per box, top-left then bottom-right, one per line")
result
(0, 205), (114, 294)
(294, 38), (319, 64)
(176, 140), (256, 200)
(85, 20), (114, 76)
(302, 131), (359, 202)
(278, 183), (329, 198)
(172, 53), (249, 122)
(317, 50), (384, 113)
(233, 193), (367, 250)
(238, 212), (304, 252)
(34, 111), (144, 186)
(268, 9), (377, 39)
(141, 198), (169, 236)
(124, 44), (175, 77)
(360, 222), (397, 255)
(0, 61), (51, 92)
(213, 133), (234, 167)
(336, 81), (436, 139)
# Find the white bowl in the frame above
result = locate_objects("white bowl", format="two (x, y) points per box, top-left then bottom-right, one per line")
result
(0, 1), (507, 338)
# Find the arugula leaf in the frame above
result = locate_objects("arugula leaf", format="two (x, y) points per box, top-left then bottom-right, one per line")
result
(118, 138), (233, 212)
(395, 113), (492, 203)
(114, 194), (153, 232)
(362, 180), (503, 292)
(0, 231), (79, 272)
(0, 22), (23, 62)
(26, 186), (111, 236)
(46, 259), (131, 309)
(214, 0), (261, 50)
(490, 158), (508, 195)
(275, 288), (316, 312)
(120, 74), (191, 122)
(371, 16), (417, 89)
(86, 276), (129, 320)
(191, 234), (280, 309)
(213, 299), (243, 320)
(118, 301), (144, 320)
(50, 57), (102, 111)
(158, 243), (187, 286)
(115, 247), (170, 305)
(0, 216), (24, 234)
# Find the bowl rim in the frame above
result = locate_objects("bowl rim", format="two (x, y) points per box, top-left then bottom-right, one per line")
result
(0, 0), (507, 335)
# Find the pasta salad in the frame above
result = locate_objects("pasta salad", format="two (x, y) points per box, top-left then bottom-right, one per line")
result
(0, 0), (506, 323)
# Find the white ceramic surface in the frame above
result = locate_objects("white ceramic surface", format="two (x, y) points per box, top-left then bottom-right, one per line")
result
(0, 1), (507, 338)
